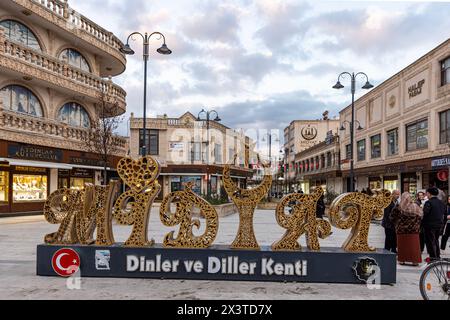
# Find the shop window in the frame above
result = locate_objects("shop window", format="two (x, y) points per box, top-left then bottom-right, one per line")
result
(369, 178), (382, 190)
(441, 56), (450, 86)
(58, 102), (91, 128)
(371, 134), (381, 159)
(387, 128), (399, 156)
(12, 174), (47, 202)
(357, 139), (366, 161)
(383, 177), (398, 192)
(0, 20), (41, 51)
(345, 144), (351, 160)
(0, 171), (8, 204)
(59, 48), (91, 72)
(70, 177), (94, 190)
(406, 119), (428, 151)
(139, 129), (159, 156)
(439, 109), (450, 144)
(1, 85), (43, 117)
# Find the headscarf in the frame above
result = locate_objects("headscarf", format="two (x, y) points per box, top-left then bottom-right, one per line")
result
(399, 192), (423, 216)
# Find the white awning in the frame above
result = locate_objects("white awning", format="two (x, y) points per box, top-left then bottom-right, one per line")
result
(0, 158), (73, 170)
(71, 164), (115, 171)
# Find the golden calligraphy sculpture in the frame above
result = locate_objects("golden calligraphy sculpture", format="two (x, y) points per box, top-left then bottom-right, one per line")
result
(272, 187), (332, 251)
(43, 182), (119, 245)
(328, 190), (392, 252)
(160, 182), (219, 248)
(113, 157), (161, 247)
(223, 155), (272, 250)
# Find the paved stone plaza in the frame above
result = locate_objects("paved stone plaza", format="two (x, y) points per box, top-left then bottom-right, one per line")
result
(0, 209), (448, 300)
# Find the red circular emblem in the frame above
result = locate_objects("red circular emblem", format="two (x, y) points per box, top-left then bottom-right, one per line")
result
(51, 248), (80, 277)
(437, 170), (449, 182)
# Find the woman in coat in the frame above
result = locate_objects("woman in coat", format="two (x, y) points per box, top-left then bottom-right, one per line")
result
(391, 192), (423, 266)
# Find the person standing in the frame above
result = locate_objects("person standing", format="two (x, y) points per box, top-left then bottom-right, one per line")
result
(423, 187), (446, 260)
(316, 194), (326, 219)
(382, 190), (400, 253)
(416, 191), (427, 253)
(440, 196), (450, 251)
(391, 192), (423, 266)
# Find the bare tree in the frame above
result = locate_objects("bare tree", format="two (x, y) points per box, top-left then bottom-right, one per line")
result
(83, 92), (125, 185)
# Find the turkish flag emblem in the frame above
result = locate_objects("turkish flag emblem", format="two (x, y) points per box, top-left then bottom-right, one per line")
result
(51, 248), (80, 277)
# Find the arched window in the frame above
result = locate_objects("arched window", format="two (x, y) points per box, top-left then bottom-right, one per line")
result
(58, 102), (90, 128)
(59, 49), (91, 72)
(0, 20), (41, 51)
(1, 85), (43, 117)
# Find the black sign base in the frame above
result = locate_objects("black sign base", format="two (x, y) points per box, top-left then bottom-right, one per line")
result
(36, 244), (397, 284)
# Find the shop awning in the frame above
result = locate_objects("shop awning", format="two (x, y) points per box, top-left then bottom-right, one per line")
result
(0, 158), (73, 170)
(71, 164), (115, 171)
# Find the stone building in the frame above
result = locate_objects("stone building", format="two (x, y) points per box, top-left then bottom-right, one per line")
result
(294, 134), (342, 194)
(129, 112), (254, 200)
(282, 116), (340, 192)
(0, 0), (127, 215)
(339, 38), (450, 195)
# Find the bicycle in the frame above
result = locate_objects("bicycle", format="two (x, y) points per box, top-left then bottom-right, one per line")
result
(419, 258), (450, 300)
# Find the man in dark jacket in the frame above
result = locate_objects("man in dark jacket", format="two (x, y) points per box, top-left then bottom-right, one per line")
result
(423, 187), (446, 260)
(316, 195), (326, 219)
(382, 190), (400, 253)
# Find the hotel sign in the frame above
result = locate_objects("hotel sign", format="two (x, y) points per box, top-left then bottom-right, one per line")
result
(431, 156), (450, 168)
(8, 144), (62, 162)
(408, 79), (425, 98)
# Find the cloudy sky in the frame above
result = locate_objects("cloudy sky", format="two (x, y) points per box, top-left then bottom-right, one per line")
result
(71, 0), (450, 145)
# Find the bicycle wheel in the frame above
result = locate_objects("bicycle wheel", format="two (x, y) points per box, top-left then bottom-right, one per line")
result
(419, 260), (450, 300)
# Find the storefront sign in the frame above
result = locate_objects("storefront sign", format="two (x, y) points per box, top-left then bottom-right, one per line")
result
(169, 142), (184, 151)
(8, 144), (62, 162)
(71, 168), (94, 178)
(431, 156), (450, 168)
(70, 157), (104, 167)
(14, 166), (47, 174)
(408, 79), (425, 98)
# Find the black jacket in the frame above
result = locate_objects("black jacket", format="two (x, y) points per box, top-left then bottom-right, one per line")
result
(422, 197), (446, 229)
(316, 196), (326, 218)
(382, 201), (396, 230)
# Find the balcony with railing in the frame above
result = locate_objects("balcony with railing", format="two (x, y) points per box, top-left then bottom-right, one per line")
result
(0, 108), (127, 155)
(0, 32), (126, 115)
(11, 0), (126, 76)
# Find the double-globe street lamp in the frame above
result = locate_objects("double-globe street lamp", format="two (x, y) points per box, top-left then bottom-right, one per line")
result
(197, 109), (222, 197)
(333, 72), (374, 192)
(120, 32), (172, 156)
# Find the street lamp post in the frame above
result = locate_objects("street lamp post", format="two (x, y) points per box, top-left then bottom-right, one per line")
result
(333, 72), (374, 192)
(262, 133), (279, 201)
(197, 109), (221, 197)
(120, 32), (172, 156)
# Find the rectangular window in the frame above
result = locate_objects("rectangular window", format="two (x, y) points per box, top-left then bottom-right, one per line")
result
(12, 174), (47, 202)
(439, 110), (450, 144)
(371, 134), (381, 159)
(406, 119), (428, 151)
(190, 142), (201, 161)
(441, 56), (450, 86)
(139, 129), (159, 156)
(387, 128), (399, 156)
(357, 140), (366, 161)
(345, 144), (351, 160)
(214, 144), (222, 164)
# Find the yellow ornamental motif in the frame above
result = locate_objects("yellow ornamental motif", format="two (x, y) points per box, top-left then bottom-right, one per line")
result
(328, 190), (392, 252)
(113, 157), (161, 247)
(272, 187), (332, 251)
(43, 182), (119, 246)
(223, 155), (272, 250)
(43, 188), (84, 245)
(159, 182), (219, 248)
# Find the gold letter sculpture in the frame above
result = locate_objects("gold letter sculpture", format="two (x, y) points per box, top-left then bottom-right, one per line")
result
(328, 190), (392, 252)
(159, 182), (219, 248)
(223, 155), (272, 250)
(43, 182), (118, 245)
(272, 187), (331, 251)
(113, 157), (161, 247)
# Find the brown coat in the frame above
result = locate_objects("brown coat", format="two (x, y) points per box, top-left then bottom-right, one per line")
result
(391, 205), (423, 234)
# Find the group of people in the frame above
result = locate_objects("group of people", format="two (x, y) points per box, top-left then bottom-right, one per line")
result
(382, 187), (450, 265)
